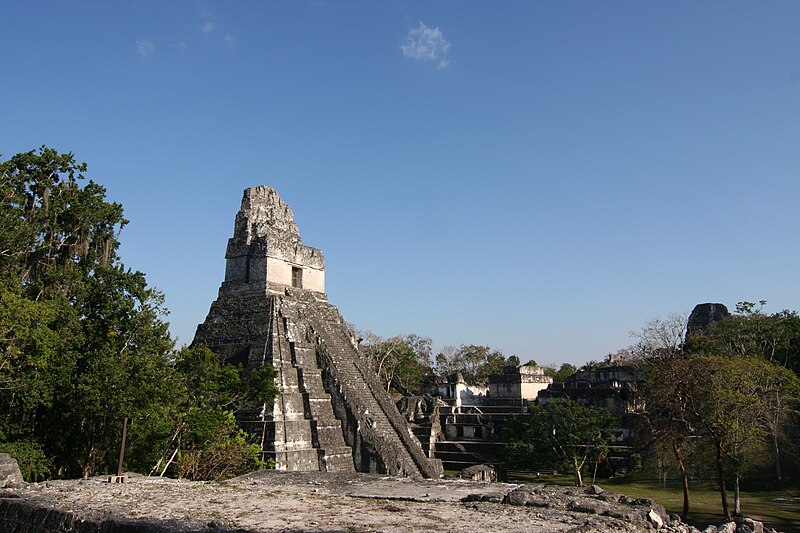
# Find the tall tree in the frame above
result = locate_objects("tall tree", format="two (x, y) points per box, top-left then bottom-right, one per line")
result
(644, 356), (705, 518)
(0, 148), (174, 477)
(1, 147), (283, 480)
(629, 313), (688, 364)
(652, 356), (800, 520)
(685, 301), (800, 480)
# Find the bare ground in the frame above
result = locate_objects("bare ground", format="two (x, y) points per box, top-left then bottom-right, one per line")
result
(4, 470), (672, 532)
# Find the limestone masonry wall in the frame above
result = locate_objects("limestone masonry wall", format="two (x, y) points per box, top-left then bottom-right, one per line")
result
(193, 186), (440, 478)
(222, 186), (325, 293)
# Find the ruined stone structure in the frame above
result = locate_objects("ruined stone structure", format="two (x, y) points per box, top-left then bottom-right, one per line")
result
(685, 302), (730, 340)
(488, 365), (553, 406)
(437, 373), (487, 407)
(538, 365), (645, 417)
(194, 186), (441, 478)
(413, 366), (552, 471)
(537, 365), (645, 474)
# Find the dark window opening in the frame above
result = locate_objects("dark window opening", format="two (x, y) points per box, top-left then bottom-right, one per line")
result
(474, 426), (483, 438)
(292, 267), (303, 288)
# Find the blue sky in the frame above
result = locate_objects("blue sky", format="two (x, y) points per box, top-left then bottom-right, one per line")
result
(3, 1), (799, 366)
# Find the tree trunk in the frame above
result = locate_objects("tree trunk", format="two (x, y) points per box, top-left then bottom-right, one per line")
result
(673, 440), (690, 519)
(773, 431), (782, 481)
(716, 442), (730, 521)
(734, 474), (741, 516)
(574, 458), (584, 487)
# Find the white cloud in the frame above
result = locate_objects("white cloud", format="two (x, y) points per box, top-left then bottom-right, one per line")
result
(224, 34), (234, 47)
(401, 22), (451, 67)
(136, 40), (155, 57)
(202, 22), (216, 34)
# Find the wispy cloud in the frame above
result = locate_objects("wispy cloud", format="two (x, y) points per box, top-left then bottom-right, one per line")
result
(224, 34), (234, 47)
(136, 40), (156, 57)
(202, 22), (216, 34)
(401, 22), (450, 69)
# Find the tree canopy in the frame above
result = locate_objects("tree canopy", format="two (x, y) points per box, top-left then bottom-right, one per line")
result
(686, 301), (800, 374)
(435, 344), (519, 385)
(646, 354), (799, 520)
(360, 332), (433, 395)
(506, 398), (618, 486)
(0, 147), (276, 480)
(639, 303), (800, 520)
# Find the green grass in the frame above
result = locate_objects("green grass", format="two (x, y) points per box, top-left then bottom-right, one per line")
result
(506, 473), (800, 533)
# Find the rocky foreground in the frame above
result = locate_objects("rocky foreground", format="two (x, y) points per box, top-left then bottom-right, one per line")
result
(0, 471), (777, 533)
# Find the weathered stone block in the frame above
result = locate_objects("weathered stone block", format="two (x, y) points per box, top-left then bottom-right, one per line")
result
(0, 454), (23, 487)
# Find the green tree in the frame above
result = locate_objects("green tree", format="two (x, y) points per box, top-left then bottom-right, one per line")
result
(0, 147), (126, 294)
(361, 333), (433, 394)
(543, 363), (577, 383)
(506, 398), (618, 486)
(1, 147), (282, 481)
(686, 301), (800, 373)
(649, 355), (800, 520)
(645, 356), (705, 519)
(0, 148), (176, 477)
(685, 302), (800, 481)
(434, 344), (515, 384)
(163, 345), (279, 480)
(687, 357), (799, 518)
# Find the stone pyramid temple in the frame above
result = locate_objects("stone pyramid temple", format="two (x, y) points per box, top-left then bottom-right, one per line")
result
(194, 186), (441, 478)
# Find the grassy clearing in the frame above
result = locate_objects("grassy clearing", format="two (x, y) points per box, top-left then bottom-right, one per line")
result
(602, 479), (800, 533)
(506, 473), (800, 533)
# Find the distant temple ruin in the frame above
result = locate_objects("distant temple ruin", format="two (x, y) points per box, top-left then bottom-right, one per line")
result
(537, 365), (645, 416)
(685, 302), (730, 341)
(194, 186), (441, 478)
(414, 366), (553, 470)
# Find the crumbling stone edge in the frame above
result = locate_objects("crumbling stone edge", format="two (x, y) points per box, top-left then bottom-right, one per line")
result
(0, 482), (780, 533)
(462, 484), (778, 533)
(0, 495), (238, 533)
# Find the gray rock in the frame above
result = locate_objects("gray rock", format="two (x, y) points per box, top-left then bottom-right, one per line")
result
(0, 454), (23, 487)
(736, 517), (764, 533)
(586, 484), (604, 495)
(648, 508), (664, 529)
(568, 500), (602, 514)
(458, 464), (500, 482)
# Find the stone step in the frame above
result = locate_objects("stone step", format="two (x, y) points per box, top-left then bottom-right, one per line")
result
(440, 460), (484, 471)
